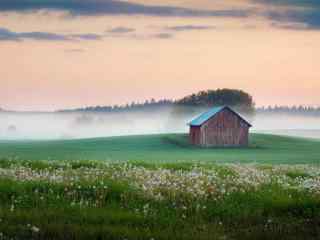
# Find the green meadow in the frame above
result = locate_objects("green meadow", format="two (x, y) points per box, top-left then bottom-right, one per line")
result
(0, 133), (320, 164)
(0, 133), (320, 240)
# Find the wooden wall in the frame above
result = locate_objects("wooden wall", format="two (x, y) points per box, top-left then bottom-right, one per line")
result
(189, 108), (249, 147)
(190, 126), (201, 145)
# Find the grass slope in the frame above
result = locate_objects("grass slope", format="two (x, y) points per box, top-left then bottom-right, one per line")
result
(0, 133), (319, 164)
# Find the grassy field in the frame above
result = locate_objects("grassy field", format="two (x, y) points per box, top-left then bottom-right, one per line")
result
(0, 159), (319, 240)
(0, 133), (320, 164)
(0, 133), (320, 239)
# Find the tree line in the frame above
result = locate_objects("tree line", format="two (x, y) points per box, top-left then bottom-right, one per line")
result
(3, 88), (318, 117)
(256, 105), (320, 117)
(58, 89), (255, 114)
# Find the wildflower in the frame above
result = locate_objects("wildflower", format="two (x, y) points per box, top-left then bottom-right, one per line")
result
(31, 226), (40, 233)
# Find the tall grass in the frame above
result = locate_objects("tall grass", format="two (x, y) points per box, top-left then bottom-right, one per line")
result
(0, 159), (319, 239)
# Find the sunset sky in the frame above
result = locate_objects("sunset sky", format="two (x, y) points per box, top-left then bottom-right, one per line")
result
(1, 0), (320, 111)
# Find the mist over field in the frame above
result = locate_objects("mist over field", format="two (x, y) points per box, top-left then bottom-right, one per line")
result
(1, 110), (320, 140)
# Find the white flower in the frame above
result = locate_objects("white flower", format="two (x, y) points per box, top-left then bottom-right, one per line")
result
(31, 226), (40, 233)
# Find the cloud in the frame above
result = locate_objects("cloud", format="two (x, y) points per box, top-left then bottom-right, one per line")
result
(269, 10), (320, 30)
(0, 0), (250, 18)
(153, 33), (173, 39)
(1, 1), (319, 31)
(20, 31), (70, 41)
(0, 28), (70, 41)
(255, 0), (320, 8)
(164, 25), (215, 32)
(107, 27), (135, 34)
(64, 48), (86, 53)
(255, 0), (320, 29)
(0, 27), (103, 41)
(0, 28), (21, 41)
(143, 25), (216, 39)
(270, 22), (309, 31)
(71, 33), (103, 40)
(0, 26), (174, 42)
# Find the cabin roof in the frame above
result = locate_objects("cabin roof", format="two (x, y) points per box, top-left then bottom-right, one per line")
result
(188, 106), (252, 127)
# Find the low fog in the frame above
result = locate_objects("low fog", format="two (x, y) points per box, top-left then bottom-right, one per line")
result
(1, 109), (320, 140)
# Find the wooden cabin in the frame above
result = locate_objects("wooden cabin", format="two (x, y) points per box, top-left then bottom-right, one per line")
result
(188, 106), (252, 147)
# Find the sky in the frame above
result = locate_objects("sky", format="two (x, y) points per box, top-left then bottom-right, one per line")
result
(1, 0), (320, 111)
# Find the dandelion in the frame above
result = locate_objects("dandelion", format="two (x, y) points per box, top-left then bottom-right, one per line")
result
(0, 161), (320, 208)
(31, 226), (40, 233)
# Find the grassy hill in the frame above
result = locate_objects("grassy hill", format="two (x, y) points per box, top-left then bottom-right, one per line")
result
(1, 133), (320, 239)
(0, 133), (319, 164)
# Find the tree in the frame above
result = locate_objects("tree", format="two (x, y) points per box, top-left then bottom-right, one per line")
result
(176, 89), (255, 114)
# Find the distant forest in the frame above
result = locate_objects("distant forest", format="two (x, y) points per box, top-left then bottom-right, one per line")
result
(256, 106), (320, 117)
(58, 89), (255, 114)
(1, 89), (320, 117)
